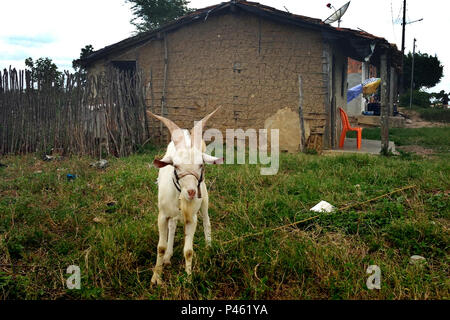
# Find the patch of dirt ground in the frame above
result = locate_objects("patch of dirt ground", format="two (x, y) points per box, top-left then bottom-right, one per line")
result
(396, 145), (435, 155)
(398, 107), (447, 128)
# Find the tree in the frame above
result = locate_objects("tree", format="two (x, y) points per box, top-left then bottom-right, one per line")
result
(126, 0), (193, 33)
(72, 44), (94, 82)
(25, 57), (62, 88)
(72, 44), (94, 72)
(431, 90), (449, 106)
(403, 52), (443, 90)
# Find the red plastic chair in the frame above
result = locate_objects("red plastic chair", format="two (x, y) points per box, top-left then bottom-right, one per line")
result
(338, 107), (362, 150)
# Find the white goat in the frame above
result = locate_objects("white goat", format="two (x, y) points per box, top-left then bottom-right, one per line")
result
(147, 107), (222, 285)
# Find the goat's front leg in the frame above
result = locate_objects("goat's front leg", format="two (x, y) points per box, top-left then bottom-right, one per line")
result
(151, 214), (169, 286)
(183, 213), (198, 276)
(163, 217), (177, 265)
(200, 196), (211, 246)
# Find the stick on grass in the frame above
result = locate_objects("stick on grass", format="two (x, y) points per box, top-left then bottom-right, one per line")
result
(220, 184), (417, 245)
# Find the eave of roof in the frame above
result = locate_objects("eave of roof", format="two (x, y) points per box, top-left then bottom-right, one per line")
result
(78, 0), (400, 67)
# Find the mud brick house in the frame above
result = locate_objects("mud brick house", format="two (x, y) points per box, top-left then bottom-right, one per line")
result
(79, 0), (401, 152)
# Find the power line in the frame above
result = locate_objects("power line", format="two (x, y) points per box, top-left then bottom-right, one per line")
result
(390, 0), (397, 43)
(396, 3), (403, 23)
(400, 0), (406, 94)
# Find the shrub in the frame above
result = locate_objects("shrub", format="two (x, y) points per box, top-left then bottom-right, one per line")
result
(417, 108), (450, 123)
(399, 90), (431, 108)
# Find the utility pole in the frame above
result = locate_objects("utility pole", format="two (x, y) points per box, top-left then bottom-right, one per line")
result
(409, 38), (416, 109)
(400, 0), (406, 94)
(399, 0), (423, 96)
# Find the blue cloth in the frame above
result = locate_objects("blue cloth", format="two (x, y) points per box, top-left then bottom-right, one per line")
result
(347, 84), (363, 103)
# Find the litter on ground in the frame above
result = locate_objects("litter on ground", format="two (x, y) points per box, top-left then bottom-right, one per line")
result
(310, 200), (336, 213)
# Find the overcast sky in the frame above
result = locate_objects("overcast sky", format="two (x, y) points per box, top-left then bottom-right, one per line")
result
(0, 0), (447, 92)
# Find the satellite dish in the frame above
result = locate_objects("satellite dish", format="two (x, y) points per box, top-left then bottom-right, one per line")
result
(324, 1), (351, 27)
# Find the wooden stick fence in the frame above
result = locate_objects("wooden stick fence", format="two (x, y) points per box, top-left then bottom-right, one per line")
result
(0, 67), (151, 158)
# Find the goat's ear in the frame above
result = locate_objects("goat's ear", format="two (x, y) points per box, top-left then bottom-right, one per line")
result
(153, 157), (172, 168)
(202, 153), (224, 164)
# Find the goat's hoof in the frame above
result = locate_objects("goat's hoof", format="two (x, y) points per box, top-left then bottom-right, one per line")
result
(151, 273), (163, 286)
(163, 258), (171, 266)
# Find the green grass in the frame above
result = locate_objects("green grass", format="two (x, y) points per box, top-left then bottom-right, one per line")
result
(0, 131), (449, 300)
(412, 106), (450, 123)
(347, 126), (450, 154)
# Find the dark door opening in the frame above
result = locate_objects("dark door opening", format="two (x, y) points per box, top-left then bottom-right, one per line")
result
(111, 61), (137, 105)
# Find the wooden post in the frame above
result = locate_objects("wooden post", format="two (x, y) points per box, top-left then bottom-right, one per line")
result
(380, 53), (390, 154)
(322, 43), (331, 149)
(389, 66), (395, 116)
(161, 34), (168, 144)
(149, 67), (155, 139)
(298, 75), (306, 152)
(331, 55), (336, 148)
(361, 61), (368, 113)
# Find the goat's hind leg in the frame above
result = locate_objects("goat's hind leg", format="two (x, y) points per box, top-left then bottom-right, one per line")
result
(151, 214), (169, 286)
(200, 196), (211, 247)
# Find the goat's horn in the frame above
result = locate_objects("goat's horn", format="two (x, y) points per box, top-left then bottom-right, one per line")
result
(146, 110), (186, 149)
(190, 105), (222, 149)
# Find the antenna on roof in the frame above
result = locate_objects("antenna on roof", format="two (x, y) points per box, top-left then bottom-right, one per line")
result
(283, 6), (290, 13)
(324, 1), (351, 28)
(357, 27), (368, 33)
